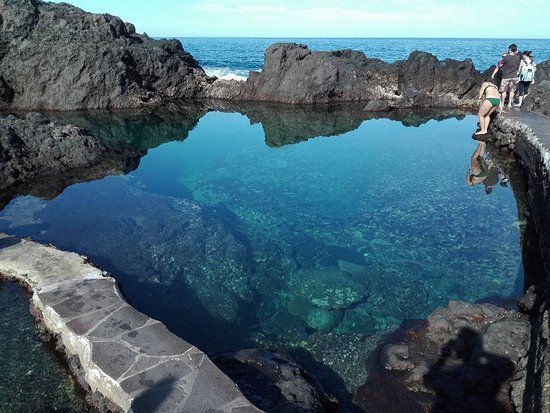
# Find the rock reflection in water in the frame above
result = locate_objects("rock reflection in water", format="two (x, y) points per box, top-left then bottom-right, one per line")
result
(0, 102), (530, 407)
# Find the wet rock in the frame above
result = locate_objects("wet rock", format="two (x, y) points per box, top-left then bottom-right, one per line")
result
(0, 113), (103, 188)
(354, 301), (530, 413)
(0, 0), (211, 110)
(381, 344), (415, 371)
(217, 349), (338, 413)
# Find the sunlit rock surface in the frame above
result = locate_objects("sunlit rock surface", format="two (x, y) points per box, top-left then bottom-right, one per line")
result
(204, 43), (487, 108)
(0, 0), (211, 110)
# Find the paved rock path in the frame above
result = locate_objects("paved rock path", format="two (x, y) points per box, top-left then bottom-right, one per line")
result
(0, 234), (262, 413)
(506, 110), (550, 147)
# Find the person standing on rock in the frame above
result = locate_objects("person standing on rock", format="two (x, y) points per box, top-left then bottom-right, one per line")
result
(516, 50), (536, 107)
(475, 79), (500, 135)
(491, 53), (507, 88)
(494, 44), (521, 112)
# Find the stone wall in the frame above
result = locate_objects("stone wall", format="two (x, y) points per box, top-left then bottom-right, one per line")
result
(490, 114), (550, 413)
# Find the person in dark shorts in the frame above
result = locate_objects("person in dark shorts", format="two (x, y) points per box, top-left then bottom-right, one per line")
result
(491, 53), (507, 88)
(496, 44), (521, 112)
(516, 50), (536, 107)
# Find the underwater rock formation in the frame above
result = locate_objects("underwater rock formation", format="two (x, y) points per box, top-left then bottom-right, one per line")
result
(26, 181), (254, 323)
(354, 301), (530, 413)
(0, 0), (211, 110)
(217, 349), (339, 413)
(204, 43), (486, 108)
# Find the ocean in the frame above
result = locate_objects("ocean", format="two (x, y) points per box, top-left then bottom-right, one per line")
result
(177, 37), (550, 80)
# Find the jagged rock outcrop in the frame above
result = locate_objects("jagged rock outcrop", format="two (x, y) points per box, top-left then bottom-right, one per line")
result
(523, 80), (550, 116)
(354, 301), (530, 413)
(521, 61), (550, 116)
(0, 0), (212, 110)
(0, 104), (210, 209)
(204, 43), (485, 108)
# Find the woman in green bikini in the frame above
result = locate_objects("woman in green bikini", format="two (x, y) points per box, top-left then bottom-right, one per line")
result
(475, 79), (501, 135)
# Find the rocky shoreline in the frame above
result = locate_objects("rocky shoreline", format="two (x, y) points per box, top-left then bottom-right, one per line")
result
(1, 0), (550, 412)
(2, 0), (548, 113)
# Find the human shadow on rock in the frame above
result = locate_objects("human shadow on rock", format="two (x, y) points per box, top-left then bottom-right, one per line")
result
(424, 327), (515, 413)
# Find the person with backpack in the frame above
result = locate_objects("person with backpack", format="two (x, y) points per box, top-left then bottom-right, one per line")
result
(516, 51), (536, 107)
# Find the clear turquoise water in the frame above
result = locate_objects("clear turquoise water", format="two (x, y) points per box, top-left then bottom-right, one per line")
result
(0, 281), (89, 413)
(0, 107), (535, 406)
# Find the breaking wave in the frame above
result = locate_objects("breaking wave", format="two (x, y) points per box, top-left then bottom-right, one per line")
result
(203, 66), (250, 81)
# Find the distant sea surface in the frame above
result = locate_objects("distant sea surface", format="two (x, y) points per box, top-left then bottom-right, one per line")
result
(177, 37), (550, 80)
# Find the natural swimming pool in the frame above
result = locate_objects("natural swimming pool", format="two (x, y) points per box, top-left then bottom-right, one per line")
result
(0, 103), (541, 410)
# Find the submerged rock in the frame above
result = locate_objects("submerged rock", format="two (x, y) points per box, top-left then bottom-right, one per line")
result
(285, 266), (368, 311)
(18, 181), (254, 323)
(0, 0), (211, 110)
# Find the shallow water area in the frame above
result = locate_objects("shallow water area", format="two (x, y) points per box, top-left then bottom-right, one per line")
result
(0, 281), (90, 413)
(0, 103), (539, 410)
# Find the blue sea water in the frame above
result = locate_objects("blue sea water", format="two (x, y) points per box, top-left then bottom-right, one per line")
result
(0, 104), (539, 408)
(177, 37), (550, 79)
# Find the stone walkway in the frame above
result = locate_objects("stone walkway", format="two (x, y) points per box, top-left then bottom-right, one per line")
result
(0, 234), (262, 413)
(505, 109), (550, 147)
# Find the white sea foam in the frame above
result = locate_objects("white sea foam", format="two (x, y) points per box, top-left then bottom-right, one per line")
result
(203, 66), (249, 81)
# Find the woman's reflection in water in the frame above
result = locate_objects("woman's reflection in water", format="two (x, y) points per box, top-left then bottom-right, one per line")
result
(466, 142), (489, 187)
(466, 142), (510, 193)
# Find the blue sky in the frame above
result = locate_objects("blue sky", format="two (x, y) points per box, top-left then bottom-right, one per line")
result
(51, 0), (549, 38)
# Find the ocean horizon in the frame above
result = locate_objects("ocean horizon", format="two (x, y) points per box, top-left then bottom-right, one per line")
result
(175, 37), (550, 80)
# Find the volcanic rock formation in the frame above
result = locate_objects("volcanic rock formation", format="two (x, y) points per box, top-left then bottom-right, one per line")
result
(0, 0), (212, 110)
(204, 43), (488, 108)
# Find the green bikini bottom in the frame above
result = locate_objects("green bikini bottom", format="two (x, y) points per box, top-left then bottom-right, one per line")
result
(486, 97), (500, 107)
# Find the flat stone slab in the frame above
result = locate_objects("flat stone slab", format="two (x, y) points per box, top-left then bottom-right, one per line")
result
(0, 234), (262, 413)
(506, 110), (550, 148)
